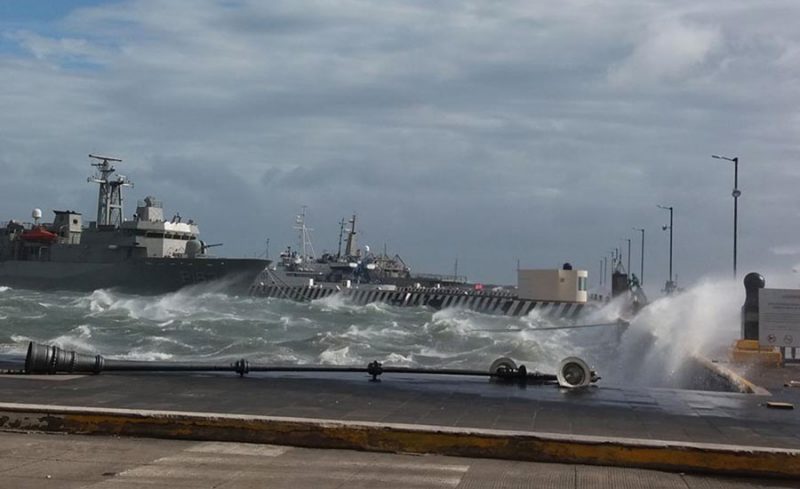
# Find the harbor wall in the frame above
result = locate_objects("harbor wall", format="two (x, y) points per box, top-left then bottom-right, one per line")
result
(250, 284), (585, 318)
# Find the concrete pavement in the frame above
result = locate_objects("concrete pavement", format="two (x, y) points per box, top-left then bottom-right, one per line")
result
(1, 431), (798, 489)
(1, 370), (799, 478)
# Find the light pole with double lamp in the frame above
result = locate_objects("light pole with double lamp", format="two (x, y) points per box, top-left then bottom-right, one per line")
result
(657, 205), (675, 294)
(711, 154), (740, 278)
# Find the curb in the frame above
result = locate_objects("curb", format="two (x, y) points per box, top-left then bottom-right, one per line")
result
(1, 402), (798, 479)
(694, 354), (771, 395)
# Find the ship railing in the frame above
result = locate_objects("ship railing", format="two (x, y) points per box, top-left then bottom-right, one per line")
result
(411, 273), (469, 284)
(137, 199), (163, 208)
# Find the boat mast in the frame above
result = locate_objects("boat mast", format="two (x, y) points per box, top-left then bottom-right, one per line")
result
(87, 154), (132, 227)
(344, 214), (357, 257)
(337, 217), (346, 259)
(294, 206), (315, 260)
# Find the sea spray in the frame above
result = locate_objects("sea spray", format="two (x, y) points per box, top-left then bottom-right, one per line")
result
(598, 277), (743, 386)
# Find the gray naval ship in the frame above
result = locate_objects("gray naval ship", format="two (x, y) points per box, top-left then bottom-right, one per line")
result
(0, 154), (269, 294)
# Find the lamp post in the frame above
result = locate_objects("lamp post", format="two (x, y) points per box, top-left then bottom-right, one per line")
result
(657, 205), (674, 293)
(624, 238), (631, 277)
(712, 154), (740, 278)
(632, 227), (644, 285)
(599, 259), (603, 287)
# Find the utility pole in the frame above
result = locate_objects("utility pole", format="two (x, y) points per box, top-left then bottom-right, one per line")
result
(658, 205), (675, 293)
(599, 259), (603, 287)
(633, 228), (645, 285)
(625, 238), (631, 276)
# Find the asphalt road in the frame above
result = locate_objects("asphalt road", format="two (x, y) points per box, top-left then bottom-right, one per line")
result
(1, 369), (798, 449)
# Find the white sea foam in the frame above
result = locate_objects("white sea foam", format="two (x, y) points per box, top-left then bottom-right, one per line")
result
(81, 288), (233, 322)
(0, 286), (10, 292)
(48, 325), (95, 352)
(148, 336), (194, 349)
(278, 315), (313, 329)
(311, 293), (353, 312)
(319, 345), (353, 364)
(384, 352), (413, 365)
(110, 349), (174, 361)
(9, 335), (32, 353)
(311, 292), (397, 316)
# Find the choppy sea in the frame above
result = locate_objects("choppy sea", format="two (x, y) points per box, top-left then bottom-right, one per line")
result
(0, 279), (744, 387)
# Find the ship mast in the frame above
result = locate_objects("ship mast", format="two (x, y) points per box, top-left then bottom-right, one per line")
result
(87, 154), (132, 227)
(337, 217), (346, 259)
(294, 206), (315, 260)
(344, 214), (357, 257)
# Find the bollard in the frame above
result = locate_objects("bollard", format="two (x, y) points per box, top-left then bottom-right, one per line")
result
(741, 272), (765, 340)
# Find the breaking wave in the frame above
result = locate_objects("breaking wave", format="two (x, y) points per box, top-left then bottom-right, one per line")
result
(0, 274), (769, 387)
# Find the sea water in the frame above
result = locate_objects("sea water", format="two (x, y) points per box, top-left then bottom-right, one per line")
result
(0, 277), (761, 387)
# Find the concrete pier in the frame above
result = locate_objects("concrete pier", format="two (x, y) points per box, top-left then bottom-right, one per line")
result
(2, 362), (799, 480)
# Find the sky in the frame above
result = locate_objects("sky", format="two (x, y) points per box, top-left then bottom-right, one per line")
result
(1, 0), (799, 294)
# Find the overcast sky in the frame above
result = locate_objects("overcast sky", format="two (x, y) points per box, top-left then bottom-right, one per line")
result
(1, 0), (799, 293)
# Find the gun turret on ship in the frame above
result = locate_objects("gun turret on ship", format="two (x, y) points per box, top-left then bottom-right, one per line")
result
(0, 154), (269, 294)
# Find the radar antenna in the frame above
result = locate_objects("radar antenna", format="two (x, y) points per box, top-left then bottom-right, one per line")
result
(87, 154), (133, 227)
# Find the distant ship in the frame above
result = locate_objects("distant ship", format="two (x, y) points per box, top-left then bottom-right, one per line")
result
(0, 154), (269, 294)
(254, 209), (466, 290)
(249, 210), (647, 319)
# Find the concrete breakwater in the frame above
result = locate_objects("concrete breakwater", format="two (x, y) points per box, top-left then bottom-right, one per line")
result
(250, 284), (585, 318)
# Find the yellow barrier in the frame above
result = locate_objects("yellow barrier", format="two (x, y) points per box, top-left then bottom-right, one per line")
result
(0, 402), (798, 479)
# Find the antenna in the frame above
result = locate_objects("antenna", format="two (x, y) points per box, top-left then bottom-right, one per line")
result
(294, 206), (315, 260)
(87, 154), (132, 227)
(88, 154), (122, 163)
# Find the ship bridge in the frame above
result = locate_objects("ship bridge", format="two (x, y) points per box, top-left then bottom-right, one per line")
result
(119, 196), (199, 258)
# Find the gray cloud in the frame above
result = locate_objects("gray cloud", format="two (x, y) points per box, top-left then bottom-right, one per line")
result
(1, 0), (799, 292)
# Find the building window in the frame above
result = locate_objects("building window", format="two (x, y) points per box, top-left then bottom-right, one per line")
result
(578, 277), (587, 291)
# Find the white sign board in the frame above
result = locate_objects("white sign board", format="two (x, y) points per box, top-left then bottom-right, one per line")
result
(759, 288), (800, 348)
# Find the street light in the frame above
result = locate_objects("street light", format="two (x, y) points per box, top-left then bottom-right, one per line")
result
(632, 227), (644, 285)
(623, 238), (631, 278)
(712, 154), (740, 278)
(657, 205), (675, 294)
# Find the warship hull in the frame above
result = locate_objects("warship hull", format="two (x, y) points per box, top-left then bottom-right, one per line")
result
(0, 257), (268, 295)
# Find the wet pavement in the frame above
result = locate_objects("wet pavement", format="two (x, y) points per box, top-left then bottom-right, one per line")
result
(1, 367), (799, 449)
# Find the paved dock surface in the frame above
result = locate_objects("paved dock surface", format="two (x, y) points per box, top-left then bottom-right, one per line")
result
(1, 370), (799, 449)
(1, 431), (797, 489)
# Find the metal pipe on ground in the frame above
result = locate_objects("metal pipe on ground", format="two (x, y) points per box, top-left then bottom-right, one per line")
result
(23, 342), (596, 387)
